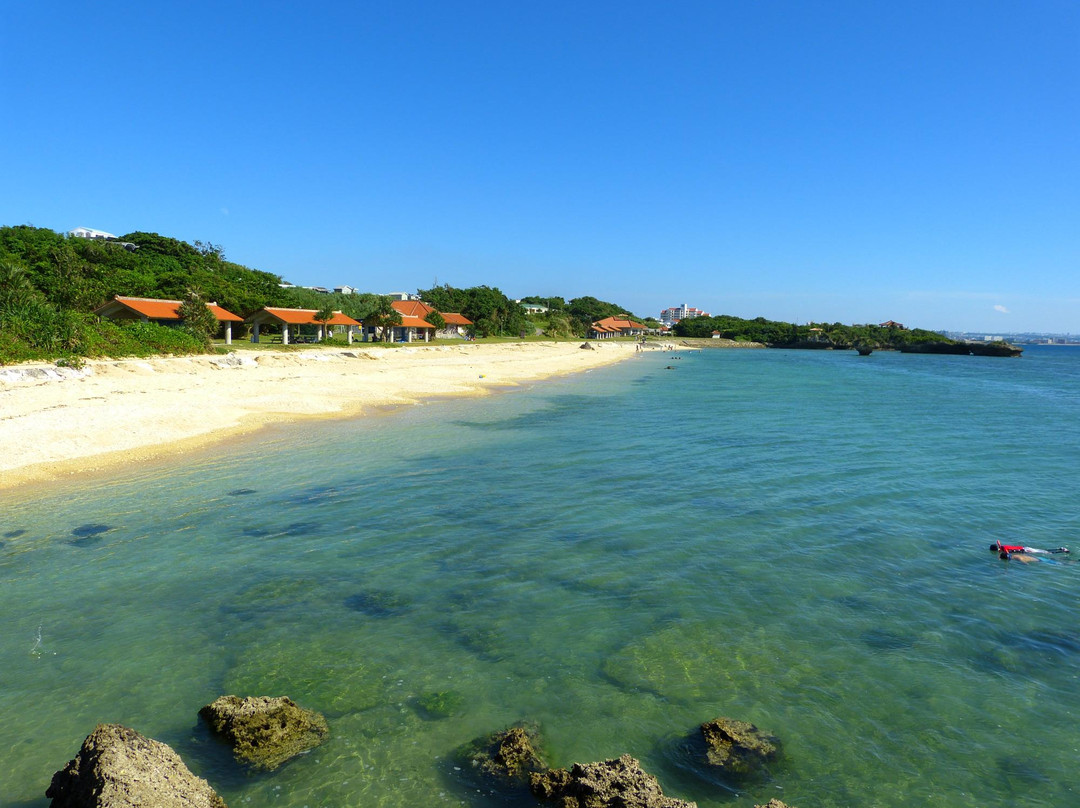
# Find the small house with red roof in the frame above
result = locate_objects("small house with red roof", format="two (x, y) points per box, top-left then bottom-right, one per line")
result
(94, 295), (245, 344)
(589, 315), (647, 339)
(437, 311), (474, 339)
(386, 300), (436, 343)
(365, 300), (474, 342)
(246, 307), (361, 345)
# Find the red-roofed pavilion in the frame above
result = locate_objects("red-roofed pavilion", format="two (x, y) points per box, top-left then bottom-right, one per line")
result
(94, 295), (244, 344)
(246, 307), (361, 345)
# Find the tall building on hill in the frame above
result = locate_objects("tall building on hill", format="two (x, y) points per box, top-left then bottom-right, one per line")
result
(660, 303), (710, 325)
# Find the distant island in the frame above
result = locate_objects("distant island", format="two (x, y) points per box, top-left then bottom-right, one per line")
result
(670, 315), (1022, 356)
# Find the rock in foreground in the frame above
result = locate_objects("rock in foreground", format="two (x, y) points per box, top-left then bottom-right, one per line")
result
(199, 695), (328, 771)
(464, 724), (547, 784)
(531, 754), (695, 808)
(46, 723), (226, 808)
(700, 717), (780, 778)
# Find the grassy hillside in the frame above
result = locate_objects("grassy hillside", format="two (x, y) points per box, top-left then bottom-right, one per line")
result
(0, 226), (388, 363)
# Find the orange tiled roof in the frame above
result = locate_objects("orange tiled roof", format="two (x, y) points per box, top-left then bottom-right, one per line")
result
(392, 300), (436, 318)
(390, 300), (473, 328)
(95, 295), (244, 322)
(397, 314), (435, 329)
(594, 315), (646, 330)
(255, 307), (361, 326)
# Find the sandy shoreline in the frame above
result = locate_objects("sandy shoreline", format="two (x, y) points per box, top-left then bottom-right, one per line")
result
(0, 341), (648, 491)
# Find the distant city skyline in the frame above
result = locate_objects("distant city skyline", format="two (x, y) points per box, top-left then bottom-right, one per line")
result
(3, 1), (1077, 334)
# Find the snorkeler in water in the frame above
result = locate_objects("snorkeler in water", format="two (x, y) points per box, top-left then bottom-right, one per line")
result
(989, 541), (1069, 556)
(990, 541), (1069, 561)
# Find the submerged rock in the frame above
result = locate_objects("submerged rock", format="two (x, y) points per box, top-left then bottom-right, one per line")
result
(344, 589), (411, 616)
(70, 524), (113, 538)
(463, 724), (547, 785)
(700, 717), (780, 778)
(199, 695), (328, 770)
(46, 723), (226, 808)
(755, 801), (796, 808)
(416, 690), (465, 719)
(531, 754), (695, 808)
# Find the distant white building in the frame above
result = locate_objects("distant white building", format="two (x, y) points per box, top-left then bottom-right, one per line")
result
(660, 303), (710, 326)
(68, 226), (138, 251)
(334, 285), (358, 295)
(386, 291), (420, 301)
(69, 227), (117, 240)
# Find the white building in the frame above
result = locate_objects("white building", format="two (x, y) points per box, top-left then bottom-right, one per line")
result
(660, 303), (710, 326)
(69, 227), (117, 240)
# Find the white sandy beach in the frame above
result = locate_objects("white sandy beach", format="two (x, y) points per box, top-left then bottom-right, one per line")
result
(0, 341), (650, 490)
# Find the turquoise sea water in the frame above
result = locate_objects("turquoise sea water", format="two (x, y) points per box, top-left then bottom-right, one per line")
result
(3, 346), (1080, 808)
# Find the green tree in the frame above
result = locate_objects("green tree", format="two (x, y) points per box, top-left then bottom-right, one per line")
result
(177, 289), (219, 348)
(564, 296), (642, 334)
(0, 258), (38, 312)
(542, 311), (576, 338)
(354, 295), (401, 341)
(416, 284), (526, 337)
(313, 305), (335, 341)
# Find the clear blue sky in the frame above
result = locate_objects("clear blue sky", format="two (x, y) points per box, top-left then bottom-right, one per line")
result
(3, 1), (1077, 332)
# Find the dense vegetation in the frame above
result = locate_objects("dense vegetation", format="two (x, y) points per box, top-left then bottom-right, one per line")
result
(0, 225), (414, 362)
(517, 294), (655, 338)
(417, 284), (528, 338)
(1, 223), (957, 364)
(672, 314), (951, 348)
(0, 225), (652, 362)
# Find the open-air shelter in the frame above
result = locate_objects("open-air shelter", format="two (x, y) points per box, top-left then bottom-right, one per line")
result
(246, 307), (361, 345)
(93, 295), (244, 344)
(369, 300), (472, 342)
(591, 316), (647, 337)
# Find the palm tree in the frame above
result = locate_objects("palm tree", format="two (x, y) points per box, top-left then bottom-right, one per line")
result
(313, 306), (335, 341)
(0, 259), (38, 313)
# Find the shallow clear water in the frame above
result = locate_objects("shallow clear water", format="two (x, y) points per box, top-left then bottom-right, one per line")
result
(3, 346), (1080, 808)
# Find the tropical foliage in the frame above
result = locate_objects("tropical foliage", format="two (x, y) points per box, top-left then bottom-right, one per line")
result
(177, 289), (221, 348)
(0, 225), (408, 361)
(416, 284), (527, 337)
(517, 294), (645, 337)
(1, 223), (958, 363)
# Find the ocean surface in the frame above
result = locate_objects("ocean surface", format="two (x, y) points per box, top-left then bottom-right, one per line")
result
(3, 345), (1079, 808)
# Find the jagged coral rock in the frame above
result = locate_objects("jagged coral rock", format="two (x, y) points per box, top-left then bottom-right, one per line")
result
(46, 723), (226, 808)
(199, 695), (328, 770)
